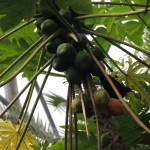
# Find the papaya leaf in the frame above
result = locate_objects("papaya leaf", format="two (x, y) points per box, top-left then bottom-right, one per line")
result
(0, 39), (23, 61)
(21, 53), (41, 80)
(47, 131), (97, 150)
(0, 0), (37, 31)
(54, 0), (73, 9)
(0, 119), (38, 150)
(93, 27), (110, 51)
(0, 38), (37, 82)
(8, 21), (40, 46)
(127, 92), (147, 114)
(126, 58), (150, 74)
(122, 21), (144, 46)
(108, 5), (131, 13)
(0, 21), (41, 81)
(125, 75), (150, 103)
(71, 0), (92, 14)
(111, 57), (150, 105)
(131, 0), (146, 4)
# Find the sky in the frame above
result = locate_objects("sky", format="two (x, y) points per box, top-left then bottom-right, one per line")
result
(0, 70), (68, 128)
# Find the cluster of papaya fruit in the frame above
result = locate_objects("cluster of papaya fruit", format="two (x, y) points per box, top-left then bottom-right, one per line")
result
(35, 1), (124, 119)
(35, 1), (106, 85)
(35, 1), (127, 148)
(72, 89), (124, 117)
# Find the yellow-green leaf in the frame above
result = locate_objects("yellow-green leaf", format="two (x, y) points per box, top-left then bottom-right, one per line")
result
(0, 119), (38, 150)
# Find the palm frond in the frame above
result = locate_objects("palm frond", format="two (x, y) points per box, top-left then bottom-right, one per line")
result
(29, 113), (54, 142)
(45, 92), (66, 112)
(112, 107), (150, 148)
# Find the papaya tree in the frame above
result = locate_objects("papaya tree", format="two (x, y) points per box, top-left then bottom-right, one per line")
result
(0, 0), (150, 150)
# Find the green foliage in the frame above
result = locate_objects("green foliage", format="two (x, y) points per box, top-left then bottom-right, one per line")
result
(32, 140), (49, 150)
(71, 0), (92, 14)
(122, 21), (144, 46)
(0, 0), (150, 149)
(38, 0), (54, 18)
(54, 0), (92, 14)
(47, 132), (97, 150)
(113, 57), (150, 108)
(112, 108), (150, 148)
(54, 0), (73, 9)
(0, 21), (41, 81)
(0, 0), (37, 31)
(92, 27), (111, 51)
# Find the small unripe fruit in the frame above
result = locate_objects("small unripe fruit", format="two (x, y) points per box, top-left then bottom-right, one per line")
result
(74, 50), (92, 72)
(57, 43), (76, 61)
(91, 47), (105, 61)
(101, 133), (110, 148)
(71, 98), (82, 113)
(52, 57), (69, 72)
(94, 89), (110, 106)
(65, 67), (83, 85)
(59, 9), (72, 22)
(41, 19), (59, 35)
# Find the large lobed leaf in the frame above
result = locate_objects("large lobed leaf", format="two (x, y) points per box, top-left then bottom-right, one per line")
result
(55, 0), (92, 14)
(0, 119), (38, 150)
(0, 0), (37, 32)
(0, 21), (42, 81)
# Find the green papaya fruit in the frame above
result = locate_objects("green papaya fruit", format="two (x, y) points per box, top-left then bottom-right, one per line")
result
(74, 50), (92, 72)
(41, 19), (59, 35)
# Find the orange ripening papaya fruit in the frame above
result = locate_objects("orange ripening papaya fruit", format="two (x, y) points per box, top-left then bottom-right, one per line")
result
(93, 89), (110, 107)
(107, 98), (124, 116)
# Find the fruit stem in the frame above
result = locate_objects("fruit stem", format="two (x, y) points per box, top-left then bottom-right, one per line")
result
(0, 18), (35, 41)
(72, 86), (78, 150)
(74, 112), (78, 150)
(81, 27), (150, 56)
(107, 39), (150, 68)
(42, 71), (65, 77)
(64, 84), (71, 150)
(18, 47), (47, 132)
(79, 85), (89, 139)
(85, 75), (101, 150)
(90, 35), (127, 75)
(74, 7), (150, 20)
(69, 84), (73, 150)
(102, 60), (114, 72)
(0, 55), (56, 118)
(16, 63), (52, 150)
(86, 46), (150, 134)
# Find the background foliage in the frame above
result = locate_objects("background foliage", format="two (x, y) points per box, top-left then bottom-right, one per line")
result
(0, 0), (150, 150)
